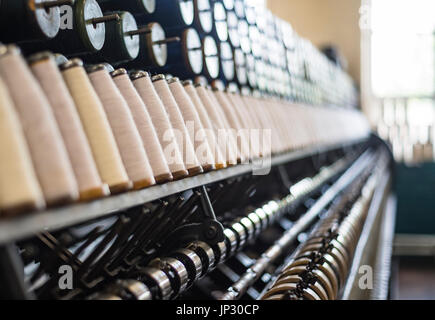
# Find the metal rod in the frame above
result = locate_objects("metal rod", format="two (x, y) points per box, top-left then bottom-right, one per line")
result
(0, 244), (35, 300)
(88, 14), (120, 26)
(125, 27), (152, 36)
(153, 37), (181, 46)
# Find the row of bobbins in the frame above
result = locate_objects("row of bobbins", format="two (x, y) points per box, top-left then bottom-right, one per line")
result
(0, 41), (369, 216)
(261, 169), (380, 301)
(0, 43), (248, 215)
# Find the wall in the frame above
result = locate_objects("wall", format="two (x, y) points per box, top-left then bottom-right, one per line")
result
(268, 0), (362, 86)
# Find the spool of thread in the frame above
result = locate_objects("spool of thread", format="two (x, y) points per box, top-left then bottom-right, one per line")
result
(44, 0), (109, 56)
(125, 22), (178, 70)
(131, 71), (188, 180)
(204, 83), (243, 163)
(243, 93), (273, 156)
(219, 41), (235, 82)
(212, 1), (228, 42)
(60, 58), (131, 193)
(193, 0), (213, 34)
(150, 0), (194, 29)
(98, 0), (156, 17)
(240, 91), (270, 157)
(153, 75), (203, 176)
(168, 77), (215, 171)
(112, 68), (172, 183)
(0, 0), (66, 43)
(88, 65), (156, 190)
(183, 80), (226, 169)
(0, 77), (45, 216)
(226, 87), (260, 159)
(0, 45), (79, 206)
(201, 36), (220, 81)
(28, 52), (108, 201)
(86, 11), (140, 65)
(165, 28), (203, 79)
(212, 83), (250, 162)
(195, 84), (238, 165)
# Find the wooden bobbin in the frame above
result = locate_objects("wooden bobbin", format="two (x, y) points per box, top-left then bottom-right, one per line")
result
(60, 59), (131, 194)
(240, 94), (266, 156)
(284, 102), (301, 150)
(167, 77), (215, 172)
(194, 84), (238, 166)
(88, 65), (156, 190)
(0, 77), (45, 216)
(111, 69), (173, 184)
(210, 84), (250, 162)
(258, 95), (280, 155)
(240, 92), (269, 158)
(28, 52), (108, 201)
(131, 71), (188, 180)
(182, 80), (226, 170)
(152, 75), (203, 177)
(0, 45), (79, 207)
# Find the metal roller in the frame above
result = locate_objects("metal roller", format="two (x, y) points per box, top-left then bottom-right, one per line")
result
(247, 211), (262, 237)
(169, 248), (203, 288)
(229, 221), (247, 250)
(223, 227), (238, 257)
(187, 240), (216, 274)
(212, 241), (228, 265)
(237, 217), (255, 242)
(150, 257), (189, 298)
(135, 267), (173, 300)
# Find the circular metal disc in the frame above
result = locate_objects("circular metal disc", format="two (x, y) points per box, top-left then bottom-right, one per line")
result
(142, 0), (156, 14)
(178, 0), (194, 26)
(213, 2), (228, 42)
(195, 0), (213, 34)
(122, 11), (140, 59)
(184, 28), (203, 75)
(146, 22), (168, 67)
(220, 41), (234, 81)
(83, 0), (105, 51)
(202, 36), (219, 79)
(35, 0), (60, 39)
